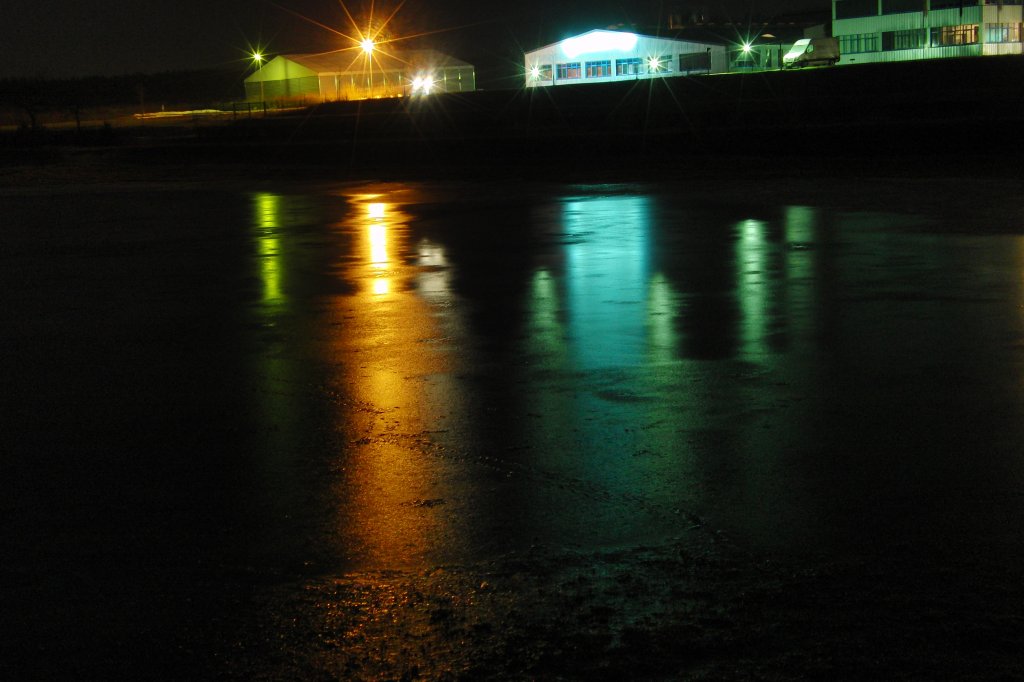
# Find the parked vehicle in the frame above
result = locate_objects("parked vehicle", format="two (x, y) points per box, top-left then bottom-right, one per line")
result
(783, 38), (840, 68)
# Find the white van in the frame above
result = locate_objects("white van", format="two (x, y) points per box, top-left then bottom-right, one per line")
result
(783, 38), (840, 69)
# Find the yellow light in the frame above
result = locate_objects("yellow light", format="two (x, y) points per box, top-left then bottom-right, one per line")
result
(361, 38), (375, 54)
(370, 224), (388, 265)
(253, 52), (263, 64)
(368, 202), (386, 219)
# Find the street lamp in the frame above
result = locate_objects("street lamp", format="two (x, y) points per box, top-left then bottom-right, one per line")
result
(251, 51), (266, 107)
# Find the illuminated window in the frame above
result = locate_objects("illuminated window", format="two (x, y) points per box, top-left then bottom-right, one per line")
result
(839, 32), (879, 53)
(556, 62), (581, 79)
(615, 57), (642, 75)
(985, 23), (1021, 43)
(585, 60), (612, 78)
(930, 24), (979, 46)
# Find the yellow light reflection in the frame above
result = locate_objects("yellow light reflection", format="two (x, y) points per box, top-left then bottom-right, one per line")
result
(370, 223), (388, 265)
(366, 202), (391, 295)
(254, 192), (283, 306)
(329, 186), (463, 570)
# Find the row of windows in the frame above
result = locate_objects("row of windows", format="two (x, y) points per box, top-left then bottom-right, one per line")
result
(835, 0), (1019, 20)
(541, 56), (676, 81)
(841, 22), (1017, 52)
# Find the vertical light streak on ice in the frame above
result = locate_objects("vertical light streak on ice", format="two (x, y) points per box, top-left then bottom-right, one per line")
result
(736, 218), (769, 359)
(562, 195), (652, 369)
(528, 269), (566, 360)
(646, 272), (679, 365)
(784, 205), (819, 348)
(367, 203), (390, 295)
(255, 192), (284, 306)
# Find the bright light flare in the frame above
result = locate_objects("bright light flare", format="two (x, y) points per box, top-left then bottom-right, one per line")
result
(361, 38), (375, 54)
(647, 57), (661, 70)
(530, 66), (540, 79)
(411, 75), (434, 94)
(742, 42), (752, 53)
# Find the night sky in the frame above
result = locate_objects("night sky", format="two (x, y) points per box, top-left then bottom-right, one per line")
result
(4, 0), (822, 80)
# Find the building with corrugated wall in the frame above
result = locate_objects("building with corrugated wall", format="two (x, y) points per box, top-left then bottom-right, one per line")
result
(834, 0), (1023, 65)
(244, 49), (475, 103)
(523, 29), (729, 87)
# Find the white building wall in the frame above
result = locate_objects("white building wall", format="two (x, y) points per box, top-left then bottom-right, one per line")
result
(524, 30), (726, 87)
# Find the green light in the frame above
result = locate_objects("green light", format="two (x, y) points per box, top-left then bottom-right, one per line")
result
(255, 193), (283, 305)
(742, 42), (752, 53)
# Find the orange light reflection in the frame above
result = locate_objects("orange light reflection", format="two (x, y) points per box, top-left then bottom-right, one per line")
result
(330, 187), (460, 570)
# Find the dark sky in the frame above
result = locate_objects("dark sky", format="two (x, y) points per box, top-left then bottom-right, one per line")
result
(3, 0), (823, 80)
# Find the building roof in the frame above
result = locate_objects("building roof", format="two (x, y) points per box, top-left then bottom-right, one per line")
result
(527, 28), (721, 55)
(248, 49), (471, 81)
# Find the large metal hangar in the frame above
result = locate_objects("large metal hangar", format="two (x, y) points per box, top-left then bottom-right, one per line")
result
(524, 29), (728, 87)
(245, 49), (475, 103)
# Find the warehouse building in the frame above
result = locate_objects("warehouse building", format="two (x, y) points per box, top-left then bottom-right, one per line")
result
(833, 0), (1023, 64)
(524, 29), (729, 87)
(244, 49), (475, 103)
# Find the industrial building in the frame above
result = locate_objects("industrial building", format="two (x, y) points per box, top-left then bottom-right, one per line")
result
(833, 0), (1023, 65)
(244, 49), (475, 103)
(523, 29), (729, 87)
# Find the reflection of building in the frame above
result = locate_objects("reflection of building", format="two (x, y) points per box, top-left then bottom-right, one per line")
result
(524, 29), (728, 87)
(833, 0), (1023, 65)
(245, 49), (476, 103)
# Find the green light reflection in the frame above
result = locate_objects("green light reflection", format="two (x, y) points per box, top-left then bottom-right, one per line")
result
(528, 269), (567, 361)
(736, 218), (770, 359)
(562, 195), (655, 368)
(254, 192), (284, 306)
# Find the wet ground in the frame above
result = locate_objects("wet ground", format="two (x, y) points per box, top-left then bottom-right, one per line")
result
(2, 167), (1024, 679)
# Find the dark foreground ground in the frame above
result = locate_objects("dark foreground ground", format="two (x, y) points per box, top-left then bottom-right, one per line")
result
(2, 145), (1024, 680)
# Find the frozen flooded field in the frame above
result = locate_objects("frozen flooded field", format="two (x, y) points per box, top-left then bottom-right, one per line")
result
(2, 172), (1024, 679)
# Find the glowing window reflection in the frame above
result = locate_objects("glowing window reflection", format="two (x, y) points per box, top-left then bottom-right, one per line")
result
(417, 240), (451, 302)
